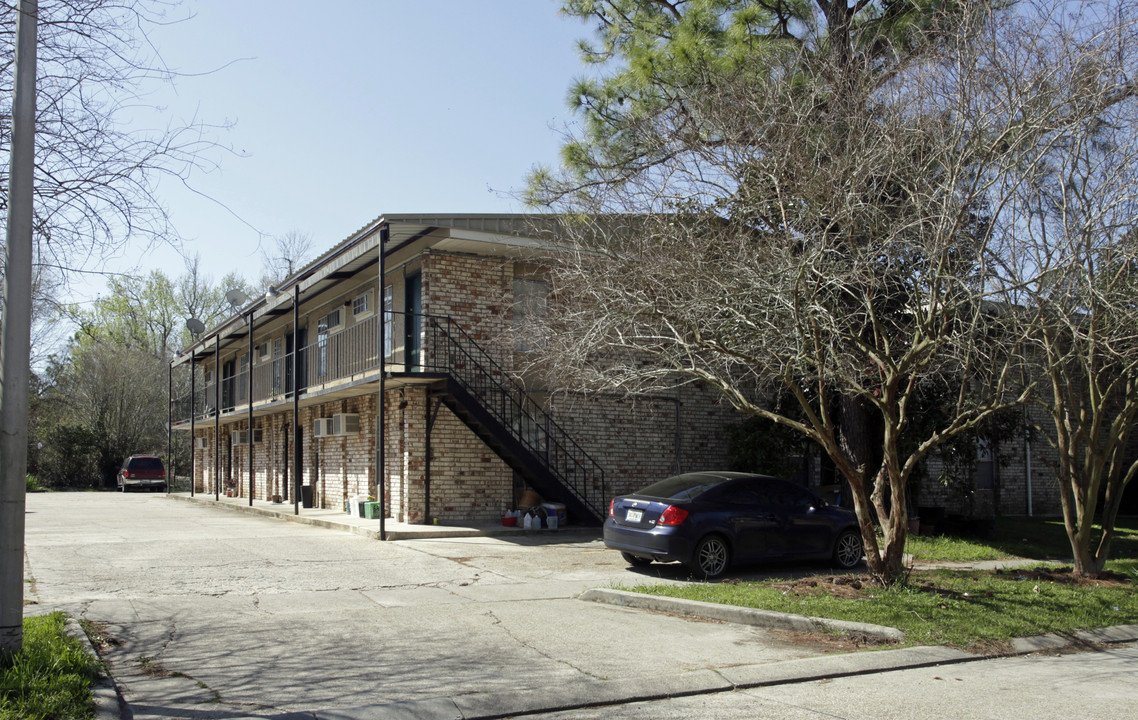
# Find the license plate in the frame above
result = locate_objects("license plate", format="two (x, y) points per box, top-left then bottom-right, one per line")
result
(625, 509), (643, 523)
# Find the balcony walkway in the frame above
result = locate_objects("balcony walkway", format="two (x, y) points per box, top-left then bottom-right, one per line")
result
(161, 491), (599, 541)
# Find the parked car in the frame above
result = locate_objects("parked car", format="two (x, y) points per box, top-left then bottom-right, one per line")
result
(117, 455), (167, 492)
(604, 471), (863, 578)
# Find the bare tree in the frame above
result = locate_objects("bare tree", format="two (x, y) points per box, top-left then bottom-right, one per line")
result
(1, 0), (226, 287)
(529, 1), (1138, 583)
(258, 230), (313, 291)
(992, 3), (1138, 575)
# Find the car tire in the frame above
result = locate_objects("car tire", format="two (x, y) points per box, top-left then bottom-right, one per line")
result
(621, 552), (653, 567)
(689, 535), (730, 579)
(832, 529), (863, 570)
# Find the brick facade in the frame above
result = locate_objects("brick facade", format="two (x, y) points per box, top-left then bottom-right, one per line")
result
(182, 232), (1070, 526)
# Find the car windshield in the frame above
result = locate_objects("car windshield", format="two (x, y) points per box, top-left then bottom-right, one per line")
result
(634, 474), (729, 502)
(128, 457), (163, 471)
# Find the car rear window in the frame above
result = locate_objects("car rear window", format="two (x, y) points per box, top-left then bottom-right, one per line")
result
(127, 457), (164, 471)
(634, 473), (729, 502)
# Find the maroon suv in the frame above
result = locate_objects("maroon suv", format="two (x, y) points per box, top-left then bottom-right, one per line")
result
(117, 455), (166, 492)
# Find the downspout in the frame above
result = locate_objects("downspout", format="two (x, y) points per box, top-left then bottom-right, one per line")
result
(293, 284), (302, 515)
(214, 337), (221, 501)
(425, 395), (442, 524)
(674, 391), (682, 475)
(1025, 424), (1034, 517)
(167, 358), (173, 495)
(189, 351), (195, 497)
(248, 311), (255, 506)
(377, 225), (389, 540)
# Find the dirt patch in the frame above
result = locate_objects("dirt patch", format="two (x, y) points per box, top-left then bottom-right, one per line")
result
(137, 656), (173, 678)
(994, 566), (1132, 587)
(760, 575), (871, 600)
(81, 620), (123, 654)
(769, 627), (898, 653)
(750, 566), (1132, 601)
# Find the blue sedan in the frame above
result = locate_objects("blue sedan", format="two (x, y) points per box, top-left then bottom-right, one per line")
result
(603, 471), (863, 578)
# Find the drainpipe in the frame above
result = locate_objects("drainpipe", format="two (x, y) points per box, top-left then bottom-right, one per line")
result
(293, 284), (302, 515)
(425, 395), (442, 524)
(167, 357), (173, 494)
(376, 225), (389, 540)
(1025, 424), (1034, 517)
(674, 392), (682, 474)
(189, 351), (195, 497)
(215, 337), (221, 501)
(248, 310), (255, 506)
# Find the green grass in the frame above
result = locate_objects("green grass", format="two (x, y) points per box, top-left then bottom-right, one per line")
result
(630, 561), (1138, 650)
(0, 613), (100, 720)
(905, 517), (1138, 563)
(625, 518), (1138, 651)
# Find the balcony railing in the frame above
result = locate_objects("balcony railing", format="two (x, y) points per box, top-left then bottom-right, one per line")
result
(170, 310), (608, 519)
(172, 312), (435, 422)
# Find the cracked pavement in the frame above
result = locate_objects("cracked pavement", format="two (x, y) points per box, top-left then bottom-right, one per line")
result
(24, 492), (826, 718)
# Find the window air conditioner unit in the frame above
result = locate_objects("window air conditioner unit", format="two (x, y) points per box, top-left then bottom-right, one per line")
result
(231, 429), (263, 446)
(333, 413), (360, 436)
(194, 437), (208, 450)
(313, 418), (334, 438)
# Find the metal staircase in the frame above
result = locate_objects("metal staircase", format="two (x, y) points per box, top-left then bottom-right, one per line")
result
(421, 316), (608, 524)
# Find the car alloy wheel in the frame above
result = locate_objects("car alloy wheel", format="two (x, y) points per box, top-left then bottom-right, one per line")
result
(690, 535), (730, 578)
(833, 529), (863, 569)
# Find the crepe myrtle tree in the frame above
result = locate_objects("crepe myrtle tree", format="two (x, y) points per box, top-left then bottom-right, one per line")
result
(991, 2), (1138, 576)
(527, 1), (1137, 584)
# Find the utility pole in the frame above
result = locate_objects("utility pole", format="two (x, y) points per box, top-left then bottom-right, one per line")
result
(0, 0), (39, 657)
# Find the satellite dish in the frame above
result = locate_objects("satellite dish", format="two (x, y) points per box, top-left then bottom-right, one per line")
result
(185, 318), (206, 335)
(225, 289), (250, 307)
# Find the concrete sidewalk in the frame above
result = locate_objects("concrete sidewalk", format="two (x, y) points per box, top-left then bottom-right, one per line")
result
(163, 491), (597, 541)
(350, 630), (1138, 720)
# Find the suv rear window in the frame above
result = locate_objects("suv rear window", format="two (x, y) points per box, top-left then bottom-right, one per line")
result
(126, 457), (163, 471)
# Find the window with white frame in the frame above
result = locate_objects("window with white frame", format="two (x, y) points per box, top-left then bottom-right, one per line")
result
(352, 290), (372, 318)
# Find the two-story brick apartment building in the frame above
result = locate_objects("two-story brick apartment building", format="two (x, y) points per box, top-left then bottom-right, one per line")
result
(170, 213), (1088, 533)
(168, 214), (738, 527)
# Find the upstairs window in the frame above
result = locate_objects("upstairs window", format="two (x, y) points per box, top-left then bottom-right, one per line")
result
(322, 308), (343, 332)
(352, 291), (372, 319)
(513, 278), (549, 352)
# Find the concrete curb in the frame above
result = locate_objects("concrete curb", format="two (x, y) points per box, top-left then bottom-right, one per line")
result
(326, 646), (973, 720)
(579, 588), (906, 641)
(1010, 624), (1138, 654)
(64, 618), (121, 720)
(341, 627), (1138, 719)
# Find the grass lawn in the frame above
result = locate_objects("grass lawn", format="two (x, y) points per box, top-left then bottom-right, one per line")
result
(906, 517), (1138, 563)
(627, 518), (1138, 652)
(0, 613), (100, 720)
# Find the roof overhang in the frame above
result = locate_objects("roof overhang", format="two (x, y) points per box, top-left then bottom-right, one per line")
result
(172, 213), (563, 367)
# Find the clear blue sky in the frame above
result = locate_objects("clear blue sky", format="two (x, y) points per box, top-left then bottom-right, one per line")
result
(109, 0), (592, 294)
